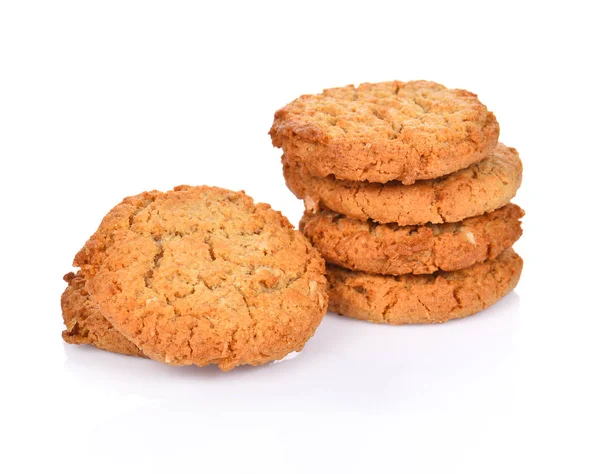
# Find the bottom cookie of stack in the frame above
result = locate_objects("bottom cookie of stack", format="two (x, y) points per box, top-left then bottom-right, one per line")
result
(326, 249), (522, 325)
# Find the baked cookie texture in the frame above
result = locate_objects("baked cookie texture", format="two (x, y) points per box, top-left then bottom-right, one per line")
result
(300, 204), (524, 275)
(270, 80), (499, 184)
(327, 248), (522, 325)
(69, 185), (328, 371)
(62, 272), (144, 357)
(284, 142), (522, 225)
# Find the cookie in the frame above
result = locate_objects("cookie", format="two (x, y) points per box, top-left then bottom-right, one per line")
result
(71, 185), (328, 371)
(284, 142), (522, 225)
(327, 248), (522, 324)
(300, 204), (523, 275)
(62, 272), (145, 357)
(270, 80), (499, 184)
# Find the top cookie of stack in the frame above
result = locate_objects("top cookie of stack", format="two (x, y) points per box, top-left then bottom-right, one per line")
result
(270, 80), (523, 325)
(270, 80), (500, 185)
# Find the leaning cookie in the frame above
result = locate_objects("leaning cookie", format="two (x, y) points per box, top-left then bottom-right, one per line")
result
(69, 185), (328, 371)
(270, 80), (499, 184)
(300, 204), (524, 275)
(62, 272), (145, 358)
(285, 142), (522, 225)
(327, 249), (522, 325)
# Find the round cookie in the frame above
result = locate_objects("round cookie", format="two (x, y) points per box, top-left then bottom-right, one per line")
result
(73, 185), (328, 371)
(327, 248), (522, 324)
(62, 272), (145, 357)
(301, 204), (524, 275)
(284, 142), (522, 225)
(270, 80), (499, 184)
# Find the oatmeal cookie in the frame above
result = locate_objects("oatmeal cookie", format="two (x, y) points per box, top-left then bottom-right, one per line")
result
(70, 185), (328, 370)
(300, 204), (523, 275)
(327, 248), (522, 324)
(270, 80), (499, 184)
(285, 143), (522, 225)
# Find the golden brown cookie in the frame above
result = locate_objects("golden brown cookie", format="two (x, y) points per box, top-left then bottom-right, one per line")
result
(62, 272), (145, 357)
(284, 142), (522, 225)
(300, 204), (524, 275)
(327, 248), (522, 324)
(71, 185), (328, 371)
(270, 80), (499, 184)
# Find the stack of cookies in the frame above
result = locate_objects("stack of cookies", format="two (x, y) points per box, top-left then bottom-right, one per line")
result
(270, 80), (524, 324)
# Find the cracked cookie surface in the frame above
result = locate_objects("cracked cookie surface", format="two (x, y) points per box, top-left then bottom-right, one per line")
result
(285, 142), (522, 225)
(301, 204), (523, 275)
(62, 271), (145, 357)
(270, 80), (499, 184)
(71, 185), (328, 370)
(327, 248), (522, 324)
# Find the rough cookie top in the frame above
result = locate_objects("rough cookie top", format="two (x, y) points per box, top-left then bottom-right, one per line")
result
(73, 185), (328, 370)
(270, 80), (499, 184)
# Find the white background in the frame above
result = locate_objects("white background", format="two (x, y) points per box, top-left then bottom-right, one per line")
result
(1, 1), (598, 473)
